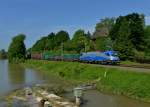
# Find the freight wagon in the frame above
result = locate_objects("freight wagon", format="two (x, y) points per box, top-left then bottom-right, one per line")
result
(31, 53), (43, 60)
(43, 54), (80, 61)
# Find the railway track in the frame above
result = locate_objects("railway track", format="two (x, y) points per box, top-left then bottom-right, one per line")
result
(82, 61), (150, 70)
(86, 62), (150, 73)
(101, 64), (150, 73)
(119, 64), (150, 69)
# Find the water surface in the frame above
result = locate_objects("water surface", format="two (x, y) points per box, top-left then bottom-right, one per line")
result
(63, 90), (150, 107)
(0, 60), (46, 96)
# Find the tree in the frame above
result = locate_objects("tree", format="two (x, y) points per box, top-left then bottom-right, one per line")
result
(45, 32), (56, 50)
(109, 13), (146, 60)
(8, 34), (26, 63)
(93, 17), (115, 38)
(91, 18), (115, 51)
(55, 30), (70, 46)
(109, 16), (123, 41)
(110, 13), (145, 51)
(72, 29), (93, 53)
(113, 18), (134, 60)
(63, 40), (75, 52)
(31, 31), (70, 53)
(0, 49), (7, 59)
(144, 25), (150, 56)
(94, 37), (113, 51)
(72, 29), (85, 41)
(71, 30), (84, 53)
(86, 31), (92, 39)
(31, 33), (56, 52)
(31, 36), (48, 52)
(126, 13), (145, 50)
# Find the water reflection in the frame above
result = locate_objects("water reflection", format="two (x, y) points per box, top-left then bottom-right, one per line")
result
(8, 63), (25, 84)
(0, 60), (46, 96)
(63, 87), (150, 107)
(82, 90), (150, 107)
(0, 60), (11, 95)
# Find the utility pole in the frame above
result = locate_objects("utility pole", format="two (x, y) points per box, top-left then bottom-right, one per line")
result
(61, 42), (64, 61)
(84, 42), (87, 53)
(84, 38), (87, 53)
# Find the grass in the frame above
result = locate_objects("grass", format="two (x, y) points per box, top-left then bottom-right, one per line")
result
(24, 60), (150, 102)
(121, 60), (150, 69)
(121, 60), (150, 65)
(121, 60), (139, 65)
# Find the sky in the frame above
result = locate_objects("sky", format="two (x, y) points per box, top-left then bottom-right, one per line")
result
(0, 0), (150, 50)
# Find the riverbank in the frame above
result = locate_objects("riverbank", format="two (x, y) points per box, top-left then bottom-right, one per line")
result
(23, 60), (150, 103)
(4, 83), (78, 107)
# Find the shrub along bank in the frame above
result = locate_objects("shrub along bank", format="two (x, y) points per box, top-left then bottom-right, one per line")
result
(24, 60), (150, 102)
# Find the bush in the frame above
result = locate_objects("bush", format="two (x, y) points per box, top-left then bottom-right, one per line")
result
(134, 51), (150, 63)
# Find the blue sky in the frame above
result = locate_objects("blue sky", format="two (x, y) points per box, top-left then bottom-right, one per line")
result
(0, 0), (150, 50)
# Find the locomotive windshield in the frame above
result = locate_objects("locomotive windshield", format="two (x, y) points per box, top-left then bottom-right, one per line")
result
(104, 51), (118, 57)
(111, 52), (118, 57)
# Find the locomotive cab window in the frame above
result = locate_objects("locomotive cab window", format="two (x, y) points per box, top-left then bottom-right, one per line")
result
(112, 53), (118, 57)
(105, 53), (110, 56)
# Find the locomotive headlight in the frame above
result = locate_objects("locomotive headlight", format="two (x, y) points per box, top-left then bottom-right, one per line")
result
(110, 56), (113, 60)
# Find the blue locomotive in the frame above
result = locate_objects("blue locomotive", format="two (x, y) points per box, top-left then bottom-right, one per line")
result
(79, 51), (120, 64)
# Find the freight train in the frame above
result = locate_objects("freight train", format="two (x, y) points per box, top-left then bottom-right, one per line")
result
(31, 51), (120, 64)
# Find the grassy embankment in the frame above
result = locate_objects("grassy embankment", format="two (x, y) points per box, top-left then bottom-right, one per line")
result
(24, 60), (150, 102)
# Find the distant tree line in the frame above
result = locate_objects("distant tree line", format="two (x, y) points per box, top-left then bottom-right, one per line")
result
(7, 13), (150, 63)
(31, 30), (93, 53)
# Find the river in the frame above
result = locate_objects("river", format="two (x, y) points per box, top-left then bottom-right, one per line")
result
(0, 60), (46, 97)
(0, 60), (150, 107)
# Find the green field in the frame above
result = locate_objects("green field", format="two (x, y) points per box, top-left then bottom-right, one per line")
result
(24, 60), (150, 102)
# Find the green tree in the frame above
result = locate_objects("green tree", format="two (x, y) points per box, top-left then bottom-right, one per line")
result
(72, 29), (85, 40)
(31, 33), (56, 52)
(45, 32), (56, 50)
(109, 16), (123, 41)
(32, 36), (48, 52)
(113, 18), (134, 60)
(72, 29), (91, 53)
(63, 40), (75, 52)
(144, 25), (150, 56)
(86, 31), (92, 39)
(92, 18), (115, 51)
(109, 13), (145, 60)
(8, 34), (26, 63)
(126, 13), (145, 50)
(0, 49), (7, 59)
(71, 29), (94, 53)
(94, 37), (113, 51)
(93, 17), (115, 38)
(31, 31), (70, 53)
(55, 30), (70, 46)
(110, 13), (145, 51)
